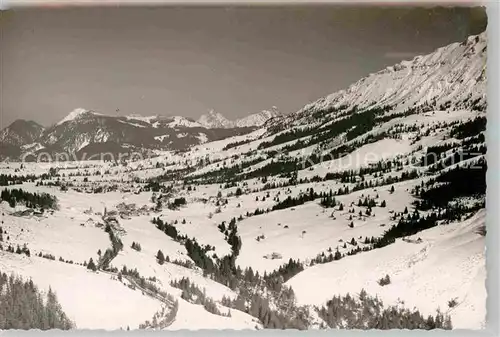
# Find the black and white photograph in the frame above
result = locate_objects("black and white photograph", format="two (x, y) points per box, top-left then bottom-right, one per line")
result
(0, 2), (491, 331)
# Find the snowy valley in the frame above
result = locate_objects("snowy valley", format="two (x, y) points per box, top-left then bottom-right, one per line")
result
(0, 32), (488, 331)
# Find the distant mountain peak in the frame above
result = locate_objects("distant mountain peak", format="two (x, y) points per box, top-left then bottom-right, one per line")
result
(0, 119), (45, 147)
(235, 108), (282, 128)
(197, 108), (282, 129)
(197, 110), (234, 129)
(56, 108), (96, 126)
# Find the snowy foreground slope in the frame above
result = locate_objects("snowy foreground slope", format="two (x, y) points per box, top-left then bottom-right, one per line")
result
(0, 32), (487, 330)
(0, 252), (163, 330)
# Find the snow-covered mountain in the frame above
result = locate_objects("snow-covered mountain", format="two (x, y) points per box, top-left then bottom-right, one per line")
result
(266, 32), (486, 133)
(235, 107), (282, 128)
(0, 106), (280, 159)
(0, 120), (45, 159)
(197, 108), (282, 129)
(197, 110), (235, 129)
(56, 108), (105, 126)
(0, 110), (257, 160)
(0, 119), (45, 147)
(125, 114), (204, 129)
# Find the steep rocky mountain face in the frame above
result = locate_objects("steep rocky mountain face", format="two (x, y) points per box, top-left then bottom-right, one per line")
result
(0, 119), (45, 147)
(197, 110), (235, 129)
(0, 120), (45, 160)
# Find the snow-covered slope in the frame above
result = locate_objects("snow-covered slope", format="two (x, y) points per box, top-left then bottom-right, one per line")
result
(0, 252), (164, 330)
(0, 32), (488, 331)
(286, 209), (486, 329)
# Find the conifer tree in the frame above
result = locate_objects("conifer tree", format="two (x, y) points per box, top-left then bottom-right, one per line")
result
(87, 258), (97, 272)
(157, 250), (165, 265)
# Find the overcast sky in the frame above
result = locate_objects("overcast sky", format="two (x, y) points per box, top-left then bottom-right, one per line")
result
(0, 5), (487, 127)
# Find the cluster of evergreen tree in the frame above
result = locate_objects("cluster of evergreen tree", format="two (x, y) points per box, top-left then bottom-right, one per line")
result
(0, 270), (75, 330)
(131, 241), (142, 252)
(38, 252), (56, 261)
(374, 201), (483, 250)
(449, 116), (486, 139)
(156, 250), (170, 265)
(310, 238), (380, 266)
(461, 132), (485, 148)
(350, 170), (418, 193)
(169, 197), (186, 209)
(427, 144), (486, 173)
(317, 289), (452, 329)
(152, 212), (313, 327)
(242, 160), (299, 181)
(264, 258), (304, 283)
(217, 217), (242, 257)
(299, 129), (388, 171)
(86, 258), (97, 272)
(119, 266), (170, 300)
(149, 206), (455, 330)
(184, 238), (217, 274)
(151, 217), (218, 273)
(320, 192), (337, 208)
(271, 188), (318, 211)
(98, 224), (124, 270)
(154, 167), (194, 184)
(377, 274), (391, 286)
(258, 106), (390, 154)
(169, 258), (194, 269)
(0, 173), (39, 186)
(143, 181), (162, 192)
(310, 249), (343, 266)
(253, 155), (405, 196)
(222, 139), (253, 151)
(357, 196), (378, 208)
(0, 188), (58, 209)
(6, 244), (31, 257)
(239, 123), (400, 182)
(170, 277), (230, 317)
(153, 217), (183, 240)
(420, 143), (457, 166)
(374, 104), (419, 124)
(416, 159), (486, 210)
(258, 125), (316, 150)
(186, 157), (264, 185)
(223, 289), (310, 329)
